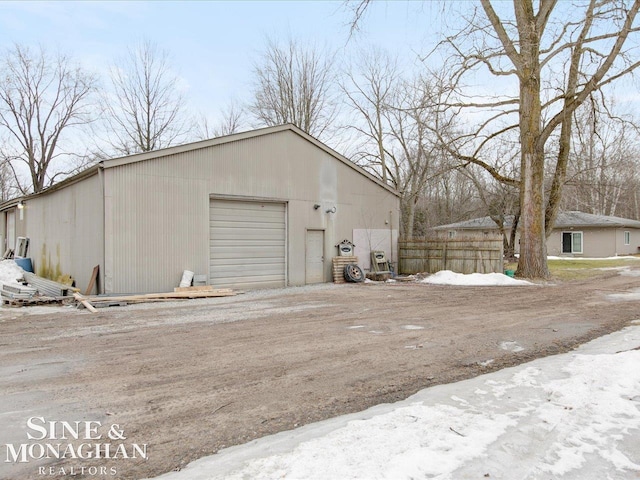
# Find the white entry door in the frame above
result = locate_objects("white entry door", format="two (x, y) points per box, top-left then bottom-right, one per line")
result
(305, 229), (324, 284)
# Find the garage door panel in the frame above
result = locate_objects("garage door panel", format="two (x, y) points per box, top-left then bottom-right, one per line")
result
(210, 257), (285, 266)
(210, 240), (285, 248)
(210, 211), (285, 221)
(210, 265), (285, 277)
(210, 206), (284, 218)
(214, 275), (285, 288)
(210, 219), (285, 229)
(210, 232), (285, 242)
(210, 199), (286, 289)
(210, 247), (284, 258)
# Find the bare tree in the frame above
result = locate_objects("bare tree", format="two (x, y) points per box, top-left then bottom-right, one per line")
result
(196, 101), (246, 140)
(353, 1), (640, 278)
(0, 44), (96, 193)
(562, 94), (640, 217)
(103, 40), (190, 156)
(249, 37), (338, 140)
(387, 76), (451, 237)
(341, 48), (400, 185)
(342, 51), (464, 236)
(0, 160), (17, 201)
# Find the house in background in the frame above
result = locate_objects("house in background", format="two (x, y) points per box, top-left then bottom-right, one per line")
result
(0, 124), (400, 293)
(434, 211), (640, 258)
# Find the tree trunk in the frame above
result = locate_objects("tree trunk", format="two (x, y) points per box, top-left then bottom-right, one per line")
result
(400, 194), (417, 238)
(507, 214), (520, 261)
(515, 11), (549, 279)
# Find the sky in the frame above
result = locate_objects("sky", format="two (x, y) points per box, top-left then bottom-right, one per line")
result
(0, 1), (445, 128)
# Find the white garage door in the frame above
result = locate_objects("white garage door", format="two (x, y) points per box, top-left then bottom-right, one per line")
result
(210, 199), (286, 289)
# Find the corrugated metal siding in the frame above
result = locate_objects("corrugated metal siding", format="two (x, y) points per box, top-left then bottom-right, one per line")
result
(209, 199), (286, 289)
(23, 174), (104, 291)
(105, 130), (400, 293)
(104, 165), (210, 293)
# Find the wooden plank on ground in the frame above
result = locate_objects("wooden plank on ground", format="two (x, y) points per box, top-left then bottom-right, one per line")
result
(173, 285), (215, 292)
(73, 293), (98, 313)
(86, 289), (236, 303)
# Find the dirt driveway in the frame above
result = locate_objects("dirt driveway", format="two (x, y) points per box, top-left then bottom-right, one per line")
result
(2, 270), (640, 479)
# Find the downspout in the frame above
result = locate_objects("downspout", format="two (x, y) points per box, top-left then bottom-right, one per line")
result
(389, 210), (394, 265)
(98, 164), (105, 294)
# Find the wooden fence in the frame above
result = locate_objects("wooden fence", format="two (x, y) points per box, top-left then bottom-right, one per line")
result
(399, 233), (504, 275)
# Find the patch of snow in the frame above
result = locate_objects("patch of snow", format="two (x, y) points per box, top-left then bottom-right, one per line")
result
(401, 325), (424, 330)
(346, 325), (365, 330)
(620, 269), (640, 277)
(478, 359), (495, 367)
(500, 341), (525, 353)
(607, 288), (640, 302)
(0, 260), (24, 288)
(420, 270), (534, 286)
(368, 330), (384, 335)
(385, 279), (396, 283)
(148, 326), (640, 480)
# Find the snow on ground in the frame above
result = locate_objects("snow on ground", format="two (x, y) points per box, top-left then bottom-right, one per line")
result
(608, 288), (640, 302)
(149, 324), (640, 480)
(547, 255), (640, 261)
(0, 259), (24, 288)
(420, 270), (534, 286)
(499, 340), (525, 353)
(621, 269), (640, 277)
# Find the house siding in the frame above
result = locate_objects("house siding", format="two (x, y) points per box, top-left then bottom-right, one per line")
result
(547, 228), (640, 257)
(443, 224), (640, 258)
(615, 227), (640, 255)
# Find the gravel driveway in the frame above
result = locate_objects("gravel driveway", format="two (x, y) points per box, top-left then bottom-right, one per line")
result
(2, 271), (639, 479)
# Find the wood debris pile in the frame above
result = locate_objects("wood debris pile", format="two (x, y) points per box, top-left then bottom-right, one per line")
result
(75, 286), (237, 313)
(1, 265), (236, 311)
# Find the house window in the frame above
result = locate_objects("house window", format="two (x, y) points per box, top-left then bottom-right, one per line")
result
(562, 231), (583, 254)
(448, 231), (456, 239)
(624, 231), (630, 245)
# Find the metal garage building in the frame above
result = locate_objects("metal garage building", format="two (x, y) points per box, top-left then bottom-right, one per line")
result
(0, 124), (400, 293)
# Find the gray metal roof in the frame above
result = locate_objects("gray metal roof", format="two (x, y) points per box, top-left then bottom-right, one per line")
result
(434, 211), (640, 230)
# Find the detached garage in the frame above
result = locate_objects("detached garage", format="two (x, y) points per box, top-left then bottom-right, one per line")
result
(0, 124), (400, 293)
